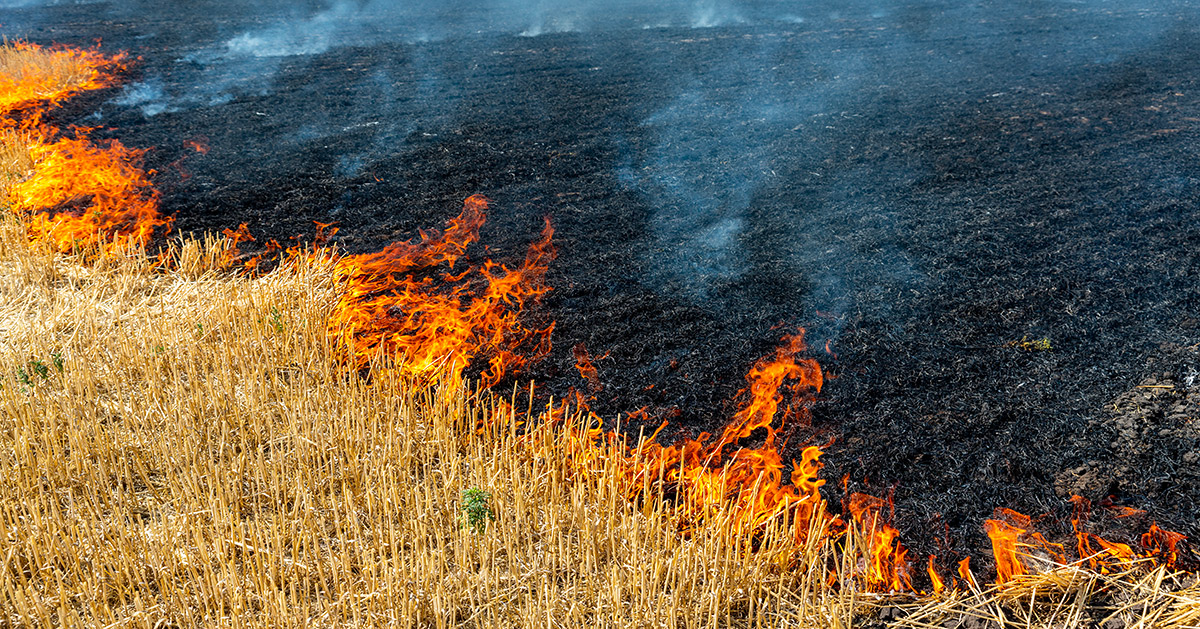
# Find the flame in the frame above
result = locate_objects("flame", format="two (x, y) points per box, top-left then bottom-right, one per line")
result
(989, 502), (1188, 582)
(325, 195), (555, 387)
(848, 492), (912, 592)
(623, 332), (828, 538)
(1142, 523), (1187, 569)
(957, 557), (975, 589)
(0, 42), (120, 120)
(1071, 495), (1136, 572)
(13, 132), (171, 251)
(985, 508), (1067, 584)
(573, 343), (602, 393)
(927, 555), (945, 594)
(984, 517), (1027, 584)
(1, 42), (170, 253)
(546, 332), (925, 593)
(221, 222), (256, 264)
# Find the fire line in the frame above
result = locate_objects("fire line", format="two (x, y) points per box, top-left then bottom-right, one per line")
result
(1, 39), (1190, 596)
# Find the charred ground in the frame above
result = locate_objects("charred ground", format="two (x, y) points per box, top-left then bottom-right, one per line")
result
(7, 0), (1200, 569)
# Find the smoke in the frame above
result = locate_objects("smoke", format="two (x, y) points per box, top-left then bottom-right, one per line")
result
(606, 0), (1181, 312)
(222, 5), (350, 58)
(4, 0), (1187, 266)
(689, 0), (743, 28)
(0, 0), (102, 7)
(1, 0), (1188, 390)
(11, 0), (1171, 122)
(112, 78), (177, 117)
(617, 34), (872, 303)
(619, 82), (780, 297)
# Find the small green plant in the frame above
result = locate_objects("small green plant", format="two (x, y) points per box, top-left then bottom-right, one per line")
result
(16, 353), (62, 386)
(269, 306), (285, 333)
(29, 358), (48, 380)
(461, 487), (495, 533)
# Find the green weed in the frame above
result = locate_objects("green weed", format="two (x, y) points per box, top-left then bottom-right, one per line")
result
(461, 487), (495, 533)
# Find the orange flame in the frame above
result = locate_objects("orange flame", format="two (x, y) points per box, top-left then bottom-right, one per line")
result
(573, 343), (602, 393)
(220, 222), (255, 265)
(988, 502), (1187, 583)
(984, 517), (1027, 584)
(1071, 495), (1136, 572)
(2, 43), (170, 253)
(549, 331), (839, 565)
(10, 42), (1196, 595)
(848, 492), (912, 592)
(1142, 523), (1187, 569)
(326, 195), (555, 387)
(927, 555), (945, 594)
(12, 132), (171, 252)
(0, 42), (121, 122)
(957, 557), (975, 589)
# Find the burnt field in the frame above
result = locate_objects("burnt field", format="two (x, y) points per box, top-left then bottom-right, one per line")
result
(7, 0), (1200, 565)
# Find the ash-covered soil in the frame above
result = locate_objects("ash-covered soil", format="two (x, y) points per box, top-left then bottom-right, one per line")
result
(7, 0), (1200, 574)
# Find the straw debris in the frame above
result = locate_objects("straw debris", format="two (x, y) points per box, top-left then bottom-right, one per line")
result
(0, 217), (864, 627)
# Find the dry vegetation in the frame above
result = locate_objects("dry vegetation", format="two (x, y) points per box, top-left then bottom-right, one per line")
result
(1, 40), (1199, 628)
(0, 182), (1197, 629)
(0, 222), (860, 627)
(0, 41), (103, 112)
(0, 128), (33, 192)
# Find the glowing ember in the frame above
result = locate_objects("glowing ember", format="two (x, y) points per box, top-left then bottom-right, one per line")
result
(184, 138), (209, 155)
(573, 343), (603, 393)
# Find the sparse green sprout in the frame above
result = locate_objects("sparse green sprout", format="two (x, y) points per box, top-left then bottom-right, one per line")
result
(1009, 335), (1052, 352)
(270, 306), (285, 333)
(16, 354), (60, 386)
(29, 359), (48, 380)
(461, 487), (495, 533)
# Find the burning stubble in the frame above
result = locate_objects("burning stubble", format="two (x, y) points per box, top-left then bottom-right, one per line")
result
(0, 41), (103, 112)
(3, 19), (1200, 629)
